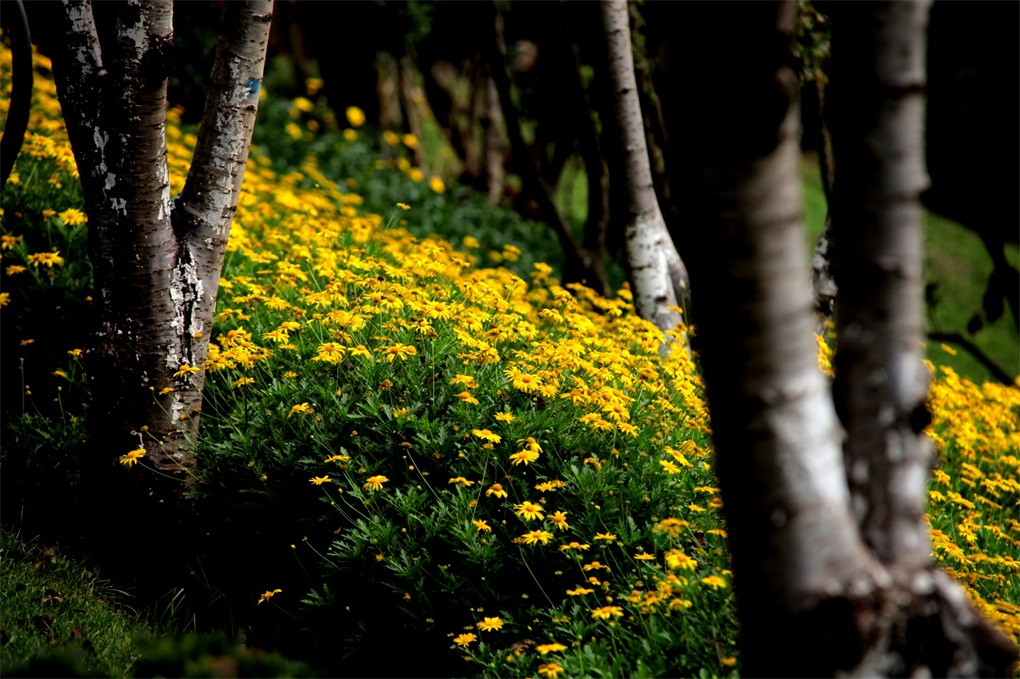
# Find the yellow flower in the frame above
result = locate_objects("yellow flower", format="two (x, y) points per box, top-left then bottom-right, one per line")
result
(401, 133), (419, 149)
(582, 561), (609, 572)
(343, 128), (358, 142)
(548, 511), (569, 530)
(324, 454), (350, 463)
(349, 344), (372, 359)
(450, 374), (477, 388)
(5, 265), (26, 275)
(486, 483), (508, 499)
(383, 343), (416, 362)
(457, 391), (480, 405)
(119, 447), (146, 467)
(659, 459), (682, 474)
(656, 517), (689, 539)
(428, 176), (446, 193)
(535, 480), (567, 492)
(448, 476), (475, 487)
(558, 542), (590, 552)
(309, 476), (332, 485)
(383, 130), (400, 146)
(453, 632), (477, 647)
(566, 587), (593, 596)
(472, 429), (501, 443)
(233, 377), (255, 388)
(701, 575), (728, 589)
(476, 616), (503, 632)
(363, 475), (389, 492)
(634, 552), (656, 561)
(509, 449), (539, 466)
(495, 411), (515, 423)
(1, 234), (22, 249)
(289, 402), (314, 417)
(27, 251), (63, 267)
(346, 106), (366, 127)
(520, 530), (554, 545)
(314, 342), (346, 364)
(514, 501), (545, 521)
(721, 657), (738, 667)
(472, 519), (491, 532)
(593, 533), (617, 541)
(536, 643), (568, 655)
(665, 549), (698, 571)
(58, 208), (87, 226)
(538, 662), (565, 678)
(591, 606), (624, 620)
(396, 202), (411, 211)
(258, 589), (282, 605)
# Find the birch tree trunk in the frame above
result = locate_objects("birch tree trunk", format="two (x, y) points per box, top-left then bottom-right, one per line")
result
(51, 0), (272, 493)
(597, 0), (688, 338)
(658, 2), (1018, 674)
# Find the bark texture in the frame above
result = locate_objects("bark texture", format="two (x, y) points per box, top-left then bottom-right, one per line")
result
(50, 0), (272, 486)
(658, 1), (1018, 675)
(828, 0), (933, 571)
(597, 0), (687, 339)
(661, 5), (875, 672)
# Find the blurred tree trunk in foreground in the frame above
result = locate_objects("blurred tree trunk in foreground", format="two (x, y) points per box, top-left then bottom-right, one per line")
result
(658, 1), (1018, 675)
(51, 0), (272, 502)
(597, 0), (688, 339)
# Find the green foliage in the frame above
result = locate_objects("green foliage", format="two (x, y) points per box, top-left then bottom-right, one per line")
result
(0, 531), (146, 678)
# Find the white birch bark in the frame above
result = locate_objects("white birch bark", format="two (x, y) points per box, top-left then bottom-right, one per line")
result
(598, 0), (686, 338)
(51, 0), (273, 481)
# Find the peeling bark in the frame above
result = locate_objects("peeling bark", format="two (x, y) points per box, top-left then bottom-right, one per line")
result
(51, 0), (272, 488)
(597, 0), (687, 341)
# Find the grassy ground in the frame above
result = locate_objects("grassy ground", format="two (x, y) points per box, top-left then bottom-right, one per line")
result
(0, 530), (147, 677)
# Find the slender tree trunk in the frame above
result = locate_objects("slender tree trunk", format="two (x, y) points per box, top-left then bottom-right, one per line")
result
(169, 0), (273, 464)
(397, 54), (427, 175)
(598, 0), (686, 338)
(659, 2), (1018, 674)
(51, 0), (272, 487)
(481, 70), (506, 205)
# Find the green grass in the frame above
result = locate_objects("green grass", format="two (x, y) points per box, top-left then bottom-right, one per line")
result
(0, 530), (148, 678)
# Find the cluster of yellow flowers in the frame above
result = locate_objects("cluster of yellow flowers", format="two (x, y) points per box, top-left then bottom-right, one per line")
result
(926, 363), (1020, 639)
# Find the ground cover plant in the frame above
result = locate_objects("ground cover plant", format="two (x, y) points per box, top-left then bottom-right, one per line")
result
(1, 40), (1018, 677)
(0, 530), (146, 677)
